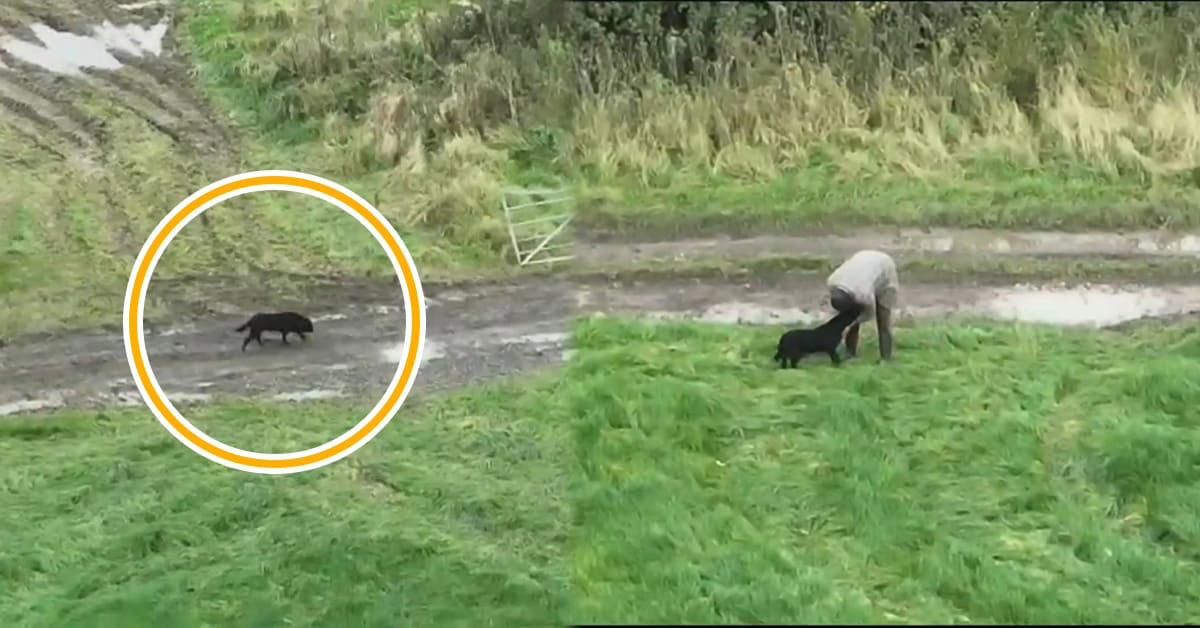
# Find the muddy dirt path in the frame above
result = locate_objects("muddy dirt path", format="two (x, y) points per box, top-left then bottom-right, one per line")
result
(3, 272), (1200, 417)
(576, 228), (1200, 265)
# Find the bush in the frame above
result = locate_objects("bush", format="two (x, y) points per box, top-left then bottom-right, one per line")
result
(186, 0), (1200, 244)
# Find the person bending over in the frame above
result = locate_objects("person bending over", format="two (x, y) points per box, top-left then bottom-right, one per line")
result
(825, 249), (899, 361)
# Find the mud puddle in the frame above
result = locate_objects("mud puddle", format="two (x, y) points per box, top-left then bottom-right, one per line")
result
(630, 283), (1200, 329)
(0, 19), (167, 77)
(271, 389), (345, 403)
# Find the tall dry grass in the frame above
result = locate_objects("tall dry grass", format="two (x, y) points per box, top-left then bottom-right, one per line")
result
(187, 0), (1200, 249)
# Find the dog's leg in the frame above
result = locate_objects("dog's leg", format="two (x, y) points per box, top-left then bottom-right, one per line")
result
(254, 330), (264, 346)
(828, 349), (841, 365)
(299, 332), (307, 341)
(242, 335), (251, 352)
(281, 331), (290, 344)
(789, 357), (799, 368)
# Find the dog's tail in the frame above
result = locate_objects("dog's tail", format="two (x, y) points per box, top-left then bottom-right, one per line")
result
(235, 321), (250, 332)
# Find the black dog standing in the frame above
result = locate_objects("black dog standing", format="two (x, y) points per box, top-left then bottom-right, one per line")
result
(236, 312), (315, 351)
(774, 306), (863, 368)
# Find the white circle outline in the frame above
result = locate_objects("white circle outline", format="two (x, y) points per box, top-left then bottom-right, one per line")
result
(122, 170), (425, 475)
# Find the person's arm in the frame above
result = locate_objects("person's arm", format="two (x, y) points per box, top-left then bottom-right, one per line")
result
(876, 305), (894, 360)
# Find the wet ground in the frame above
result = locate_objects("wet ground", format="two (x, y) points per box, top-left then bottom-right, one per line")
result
(576, 228), (1200, 265)
(3, 269), (1199, 417)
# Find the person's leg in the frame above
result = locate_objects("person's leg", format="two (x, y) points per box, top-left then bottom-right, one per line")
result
(876, 303), (894, 360)
(829, 286), (861, 357)
(829, 287), (856, 313)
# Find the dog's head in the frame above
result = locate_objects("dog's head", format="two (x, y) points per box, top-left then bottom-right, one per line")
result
(301, 318), (315, 333)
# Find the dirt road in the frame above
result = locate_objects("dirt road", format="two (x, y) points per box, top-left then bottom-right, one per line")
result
(4, 267), (1199, 417)
(576, 228), (1200, 265)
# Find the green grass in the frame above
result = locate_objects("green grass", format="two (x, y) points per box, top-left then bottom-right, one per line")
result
(568, 316), (1200, 624)
(7, 316), (1200, 624)
(0, 99), (492, 342)
(577, 164), (1200, 239)
(0, 383), (569, 627)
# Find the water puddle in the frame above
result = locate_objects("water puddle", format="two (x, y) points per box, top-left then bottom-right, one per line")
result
(500, 332), (569, 347)
(157, 323), (197, 337)
(0, 395), (64, 417)
(981, 286), (1181, 327)
(367, 305), (402, 316)
(638, 285), (1200, 329)
(381, 339), (444, 364)
(0, 20), (168, 77)
(166, 391), (212, 404)
(119, 1), (169, 10)
(271, 389), (345, 402)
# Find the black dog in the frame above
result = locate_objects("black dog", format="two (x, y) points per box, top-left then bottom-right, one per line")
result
(235, 312), (314, 351)
(773, 305), (863, 368)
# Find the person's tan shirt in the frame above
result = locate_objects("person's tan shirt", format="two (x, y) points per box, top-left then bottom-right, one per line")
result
(826, 250), (899, 321)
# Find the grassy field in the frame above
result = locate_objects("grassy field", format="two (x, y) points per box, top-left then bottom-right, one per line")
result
(9, 2), (1200, 624)
(0, 382), (568, 627)
(6, 315), (1200, 624)
(569, 316), (1200, 624)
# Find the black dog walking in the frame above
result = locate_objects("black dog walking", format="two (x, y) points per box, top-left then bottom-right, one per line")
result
(774, 305), (864, 368)
(236, 312), (314, 351)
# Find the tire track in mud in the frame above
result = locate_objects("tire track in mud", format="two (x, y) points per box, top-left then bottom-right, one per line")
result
(0, 0), (225, 158)
(0, 58), (103, 156)
(0, 93), (90, 158)
(2, 273), (1200, 417)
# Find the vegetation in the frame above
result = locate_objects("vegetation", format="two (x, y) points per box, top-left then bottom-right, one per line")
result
(570, 316), (1200, 624)
(7, 1), (1200, 337)
(6, 3), (1200, 624)
(185, 0), (1200, 247)
(0, 383), (569, 626)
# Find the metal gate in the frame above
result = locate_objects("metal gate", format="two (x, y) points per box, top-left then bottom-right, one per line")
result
(501, 186), (574, 267)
